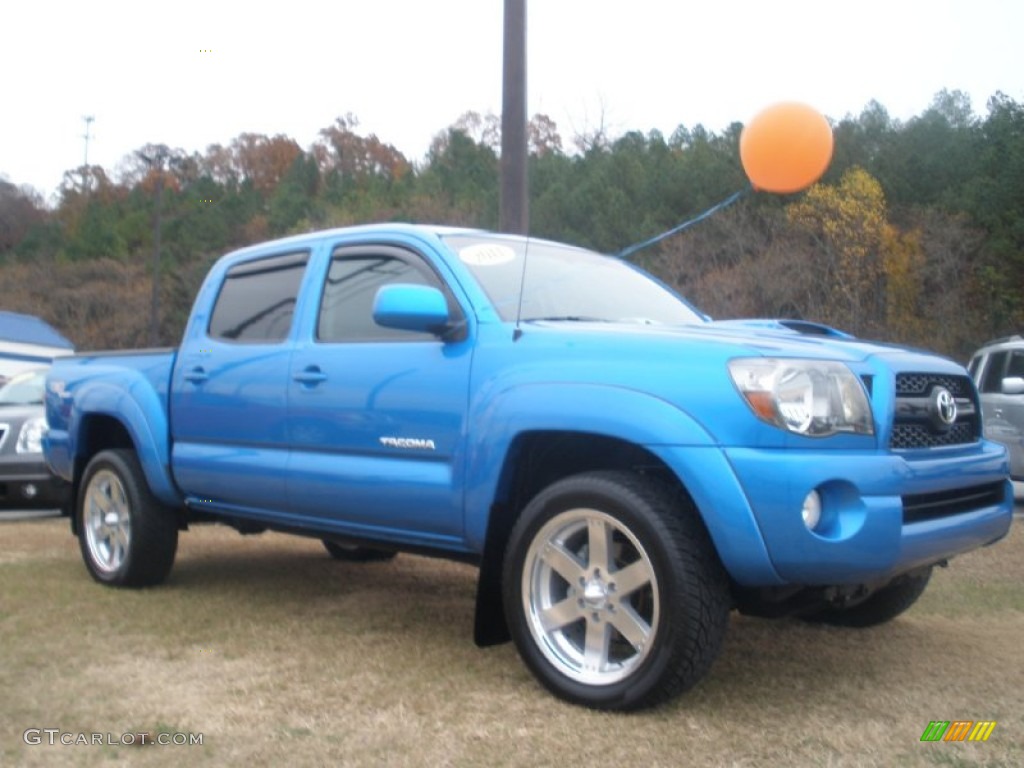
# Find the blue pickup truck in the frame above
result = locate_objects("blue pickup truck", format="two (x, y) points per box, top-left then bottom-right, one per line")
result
(43, 223), (1013, 710)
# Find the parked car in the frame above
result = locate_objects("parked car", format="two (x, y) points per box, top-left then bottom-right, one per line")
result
(0, 368), (69, 509)
(968, 335), (1024, 494)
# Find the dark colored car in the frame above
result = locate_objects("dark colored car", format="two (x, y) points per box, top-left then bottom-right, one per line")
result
(0, 369), (69, 509)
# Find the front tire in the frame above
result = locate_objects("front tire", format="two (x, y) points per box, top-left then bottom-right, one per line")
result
(800, 569), (932, 627)
(78, 449), (178, 587)
(502, 471), (730, 710)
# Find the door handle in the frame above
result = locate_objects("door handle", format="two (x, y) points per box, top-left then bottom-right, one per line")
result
(293, 367), (328, 386)
(992, 408), (1003, 419)
(184, 367), (208, 384)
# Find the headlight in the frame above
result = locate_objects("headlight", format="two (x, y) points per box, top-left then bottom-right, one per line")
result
(728, 358), (874, 437)
(16, 417), (46, 454)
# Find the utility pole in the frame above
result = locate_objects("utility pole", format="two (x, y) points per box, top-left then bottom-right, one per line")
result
(500, 0), (528, 234)
(81, 115), (95, 192)
(151, 169), (164, 346)
(138, 146), (169, 346)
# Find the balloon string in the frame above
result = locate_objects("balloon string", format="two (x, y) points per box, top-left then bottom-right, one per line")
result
(616, 185), (752, 260)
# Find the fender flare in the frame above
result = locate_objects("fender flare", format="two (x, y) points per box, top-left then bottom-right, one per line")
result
(463, 381), (718, 548)
(70, 376), (181, 507)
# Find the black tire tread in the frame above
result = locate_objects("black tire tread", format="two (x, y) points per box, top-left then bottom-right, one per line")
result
(503, 469), (730, 710)
(78, 449), (178, 587)
(322, 539), (397, 562)
(801, 569), (932, 628)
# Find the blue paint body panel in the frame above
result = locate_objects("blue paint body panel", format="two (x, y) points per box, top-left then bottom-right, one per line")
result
(42, 223), (1014, 588)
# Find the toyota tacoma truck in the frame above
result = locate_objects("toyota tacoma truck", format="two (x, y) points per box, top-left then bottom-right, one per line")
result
(43, 223), (1013, 710)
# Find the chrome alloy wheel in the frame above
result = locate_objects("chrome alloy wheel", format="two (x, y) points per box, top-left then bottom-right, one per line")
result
(521, 508), (659, 686)
(83, 469), (132, 575)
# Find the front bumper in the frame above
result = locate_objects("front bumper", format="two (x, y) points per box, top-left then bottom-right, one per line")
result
(0, 455), (71, 509)
(651, 438), (1012, 587)
(724, 440), (1012, 584)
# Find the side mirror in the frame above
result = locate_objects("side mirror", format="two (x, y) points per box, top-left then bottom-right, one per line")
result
(1001, 376), (1024, 395)
(373, 284), (451, 336)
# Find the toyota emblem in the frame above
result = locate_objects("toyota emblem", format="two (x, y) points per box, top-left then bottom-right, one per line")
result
(933, 387), (958, 427)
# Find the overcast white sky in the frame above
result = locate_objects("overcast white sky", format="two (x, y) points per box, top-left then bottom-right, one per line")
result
(2, 0), (1021, 200)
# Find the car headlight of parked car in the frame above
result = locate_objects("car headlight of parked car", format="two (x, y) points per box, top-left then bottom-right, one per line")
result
(728, 358), (874, 437)
(16, 416), (46, 454)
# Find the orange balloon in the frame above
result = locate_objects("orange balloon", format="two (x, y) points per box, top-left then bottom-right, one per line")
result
(740, 102), (834, 193)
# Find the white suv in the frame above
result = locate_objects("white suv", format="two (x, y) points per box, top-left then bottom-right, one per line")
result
(968, 335), (1024, 495)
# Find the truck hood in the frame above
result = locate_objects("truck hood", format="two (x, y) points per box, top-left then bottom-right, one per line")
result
(509, 317), (970, 450)
(528, 317), (958, 371)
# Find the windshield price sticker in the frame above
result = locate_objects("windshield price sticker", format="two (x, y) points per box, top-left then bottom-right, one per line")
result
(459, 244), (516, 266)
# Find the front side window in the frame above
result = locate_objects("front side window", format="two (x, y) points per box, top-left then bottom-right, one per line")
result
(317, 247), (449, 342)
(980, 351), (1008, 393)
(208, 251), (309, 342)
(967, 355), (982, 380)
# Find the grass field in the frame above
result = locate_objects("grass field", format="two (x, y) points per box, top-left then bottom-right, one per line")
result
(2, 513), (1021, 767)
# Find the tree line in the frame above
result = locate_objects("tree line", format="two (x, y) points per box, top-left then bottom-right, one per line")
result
(0, 90), (1021, 360)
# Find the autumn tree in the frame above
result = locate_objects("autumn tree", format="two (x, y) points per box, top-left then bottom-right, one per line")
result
(0, 258), (151, 349)
(787, 167), (889, 335)
(440, 111), (563, 157)
(314, 115), (411, 188)
(880, 225), (926, 343)
(229, 133), (303, 194)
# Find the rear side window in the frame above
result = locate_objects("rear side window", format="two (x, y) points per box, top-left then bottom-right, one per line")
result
(209, 251), (309, 342)
(979, 351), (1008, 393)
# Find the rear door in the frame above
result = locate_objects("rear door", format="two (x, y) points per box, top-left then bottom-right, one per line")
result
(171, 249), (310, 514)
(285, 242), (473, 545)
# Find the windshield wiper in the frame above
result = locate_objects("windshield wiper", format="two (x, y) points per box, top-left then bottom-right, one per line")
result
(526, 315), (608, 323)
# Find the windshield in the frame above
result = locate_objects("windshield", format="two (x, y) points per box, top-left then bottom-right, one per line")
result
(442, 234), (705, 325)
(0, 369), (46, 406)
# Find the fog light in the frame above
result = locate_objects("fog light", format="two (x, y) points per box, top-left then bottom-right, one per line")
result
(801, 490), (822, 530)
(22, 483), (38, 500)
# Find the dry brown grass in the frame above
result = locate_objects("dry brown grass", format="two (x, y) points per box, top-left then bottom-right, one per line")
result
(2, 514), (1021, 767)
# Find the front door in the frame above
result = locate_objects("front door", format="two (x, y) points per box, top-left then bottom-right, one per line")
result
(285, 243), (473, 546)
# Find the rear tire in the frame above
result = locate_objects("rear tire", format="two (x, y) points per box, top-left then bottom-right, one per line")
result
(322, 539), (397, 562)
(800, 569), (932, 627)
(78, 449), (178, 587)
(502, 470), (729, 710)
